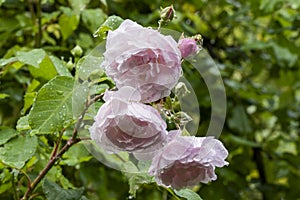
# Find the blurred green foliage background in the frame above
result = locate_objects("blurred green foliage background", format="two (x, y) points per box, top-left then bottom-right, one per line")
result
(0, 0), (300, 199)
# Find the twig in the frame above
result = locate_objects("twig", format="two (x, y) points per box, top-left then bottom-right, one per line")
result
(20, 93), (104, 200)
(21, 136), (81, 200)
(50, 128), (65, 159)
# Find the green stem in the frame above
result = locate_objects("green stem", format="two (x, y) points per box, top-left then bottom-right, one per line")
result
(157, 20), (162, 32)
(35, 0), (42, 48)
(165, 187), (181, 200)
(27, 0), (36, 23)
(12, 172), (19, 200)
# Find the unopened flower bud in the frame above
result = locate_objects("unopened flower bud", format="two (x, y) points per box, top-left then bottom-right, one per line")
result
(192, 34), (203, 47)
(66, 57), (74, 70)
(160, 5), (175, 22)
(178, 38), (199, 58)
(71, 45), (83, 57)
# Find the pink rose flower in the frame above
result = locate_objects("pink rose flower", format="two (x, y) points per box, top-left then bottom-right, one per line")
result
(89, 87), (168, 156)
(178, 38), (199, 58)
(102, 19), (182, 103)
(149, 133), (228, 190)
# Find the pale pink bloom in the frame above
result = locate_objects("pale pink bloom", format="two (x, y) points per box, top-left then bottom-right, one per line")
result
(89, 87), (167, 157)
(102, 19), (182, 103)
(149, 133), (228, 190)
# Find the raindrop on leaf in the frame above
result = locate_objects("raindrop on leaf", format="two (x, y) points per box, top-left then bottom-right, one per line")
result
(56, 90), (63, 95)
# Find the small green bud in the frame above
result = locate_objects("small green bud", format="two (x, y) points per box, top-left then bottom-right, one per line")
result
(66, 57), (74, 70)
(71, 45), (83, 57)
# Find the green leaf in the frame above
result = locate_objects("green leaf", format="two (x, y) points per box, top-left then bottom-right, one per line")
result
(16, 115), (31, 132)
(27, 79), (40, 93)
(81, 9), (107, 33)
(127, 172), (154, 197)
(174, 189), (203, 200)
(61, 142), (92, 166)
(0, 128), (18, 145)
(76, 33), (94, 49)
(276, 140), (297, 155)
(260, 0), (284, 12)
(72, 81), (89, 118)
(68, 0), (90, 14)
(270, 42), (298, 67)
(100, 0), (107, 7)
(16, 49), (58, 81)
(0, 134), (38, 168)
(75, 54), (104, 81)
(164, 96), (172, 110)
(228, 105), (252, 134)
(93, 15), (124, 39)
(46, 165), (75, 189)
(227, 135), (261, 148)
(28, 55), (57, 81)
(16, 49), (46, 68)
(0, 0), (6, 7)
(0, 182), (12, 194)
(0, 57), (17, 67)
(241, 41), (271, 50)
(73, 42), (108, 118)
(0, 93), (9, 99)
(28, 76), (74, 134)
(0, 16), (19, 32)
(59, 14), (80, 40)
(22, 92), (37, 115)
(43, 179), (84, 200)
(94, 83), (109, 94)
(49, 56), (72, 77)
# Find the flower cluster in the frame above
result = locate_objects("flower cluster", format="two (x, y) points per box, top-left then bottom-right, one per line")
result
(89, 19), (228, 190)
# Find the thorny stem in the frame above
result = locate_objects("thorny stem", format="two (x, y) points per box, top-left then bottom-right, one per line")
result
(20, 93), (104, 200)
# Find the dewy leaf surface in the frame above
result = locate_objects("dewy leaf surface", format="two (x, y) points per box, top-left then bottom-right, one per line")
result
(174, 189), (203, 200)
(0, 134), (38, 168)
(28, 76), (74, 134)
(93, 15), (123, 39)
(16, 49), (59, 81)
(43, 179), (85, 200)
(0, 128), (18, 145)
